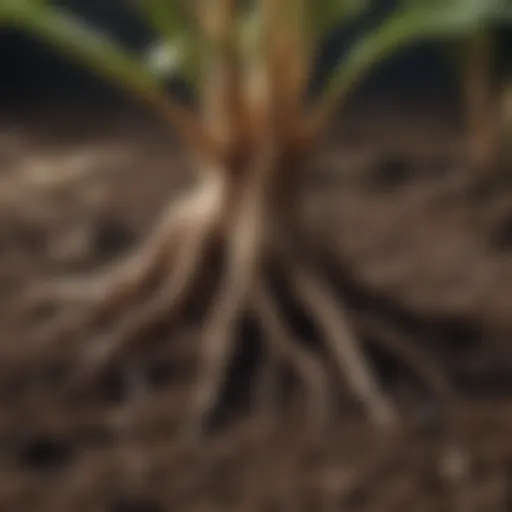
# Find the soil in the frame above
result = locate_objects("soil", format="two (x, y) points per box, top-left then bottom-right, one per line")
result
(1, 102), (512, 511)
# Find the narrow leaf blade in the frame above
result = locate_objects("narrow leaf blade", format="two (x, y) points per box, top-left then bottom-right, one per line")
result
(0, 1), (168, 102)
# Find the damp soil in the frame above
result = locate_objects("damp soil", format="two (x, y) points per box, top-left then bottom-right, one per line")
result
(1, 103), (512, 511)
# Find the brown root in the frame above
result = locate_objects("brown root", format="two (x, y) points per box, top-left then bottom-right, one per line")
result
(22, 166), (458, 441)
(24, 176), (227, 350)
(356, 313), (458, 410)
(286, 257), (397, 428)
(252, 281), (330, 438)
(25, 175), (226, 311)
(182, 170), (269, 439)
(77, 194), (224, 381)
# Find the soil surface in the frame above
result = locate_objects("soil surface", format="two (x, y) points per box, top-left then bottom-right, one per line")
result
(1, 103), (512, 511)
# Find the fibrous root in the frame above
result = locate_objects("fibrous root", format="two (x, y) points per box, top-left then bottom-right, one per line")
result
(22, 165), (456, 442)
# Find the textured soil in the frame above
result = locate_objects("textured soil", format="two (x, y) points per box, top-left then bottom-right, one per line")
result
(1, 103), (512, 511)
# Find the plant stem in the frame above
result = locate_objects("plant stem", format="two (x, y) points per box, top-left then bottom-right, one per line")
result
(464, 30), (499, 175)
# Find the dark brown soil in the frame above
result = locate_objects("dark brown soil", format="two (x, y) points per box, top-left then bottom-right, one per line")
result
(1, 103), (512, 511)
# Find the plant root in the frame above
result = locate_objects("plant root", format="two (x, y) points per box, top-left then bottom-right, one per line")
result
(180, 141), (274, 441)
(76, 200), (222, 382)
(355, 313), (458, 409)
(252, 281), (330, 438)
(285, 255), (397, 428)
(24, 176), (226, 352)
(25, 174), (226, 318)
(23, 173), (458, 439)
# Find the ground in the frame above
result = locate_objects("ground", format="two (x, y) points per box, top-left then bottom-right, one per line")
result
(1, 101), (512, 511)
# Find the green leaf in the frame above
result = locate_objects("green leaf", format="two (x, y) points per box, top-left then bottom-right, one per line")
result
(400, 0), (512, 24)
(0, 1), (172, 102)
(320, 3), (489, 111)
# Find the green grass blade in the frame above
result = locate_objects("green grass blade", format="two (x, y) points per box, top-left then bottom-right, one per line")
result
(315, 5), (485, 122)
(0, 1), (171, 103)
